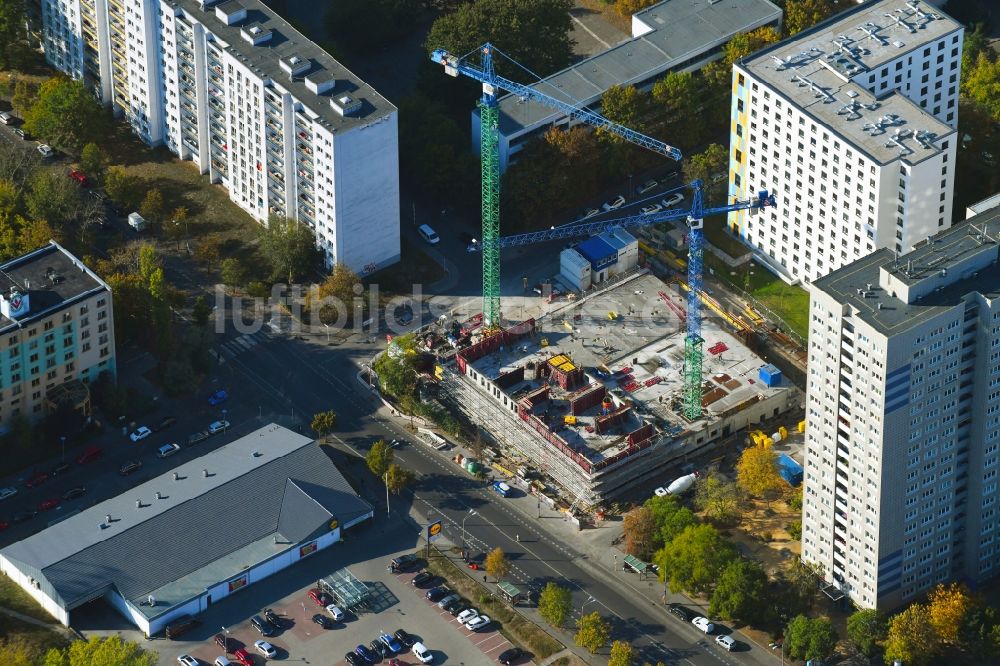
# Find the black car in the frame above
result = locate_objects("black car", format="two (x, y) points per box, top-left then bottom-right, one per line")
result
(411, 571), (434, 587)
(390, 553), (419, 572)
(251, 614), (273, 636)
(312, 614), (332, 629)
(13, 510), (37, 523)
(119, 460), (142, 475)
(188, 430), (210, 445)
(393, 629), (413, 648)
(213, 633), (233, 651)
(443, 598), (464, 614)
(498, 647), (524, 664)
(62, 486), (86, 501)
(263, 608), (282, 630)
(154, 416), (177, 431)
(668, 603), (696, 622)
(370, 639), (390, 658)
(50, 462), (71, 476)
(345, 653), (363, 666)
(425, 586), (448, 602)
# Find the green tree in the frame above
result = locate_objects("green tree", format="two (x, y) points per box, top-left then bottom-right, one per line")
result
(11, 78), (39, 118)
(651, 70), (703, 143)
(139, 188), (165, 224)
(385, 463), (415, 495)
(693, 471), (743, 524)
(79, 143), (108, 183)
(785, 614), (839, 662)
(654, 523), (736, 596)
(485, 546), (509, 581)
(574, 611), (611, 653)
(325, 0), (420, 52)
(961, 24), (989, 89)
(23, 77), (109, 152)
(259, 215), (319, 284)
(45, 635), (157, 666)
(0, 0), (27, 69)
(25, 168), (81, 227)
(192, 295), (210, 328)
(600, 84), (649, 137)
(220, 257), (248, 292)
(193, 233), (223, 271)
(372, 334), (419, 398)
(305, 262), (359, 324)
(682, 143), (728, 196)
(425, 0), (575, 79)
(544, 125), (603, 206)
(708, 558), (769, 624)
(884, 603), (940, 666)
(644, 495), (697, 548)
(962, 51), (1000, 122)
(784, 0), (834, 36)
(608, 640), (634, 666)
(623, 505), (658, 560)
(959, 604), (1000, 659)
(538, 582), (573, 628)
(735, 445), (784, 502)
(104, 166), (143, 211)
(366, 439), (394, 477)
(311, 410), (337, 436)
(847, 608), (888, 657)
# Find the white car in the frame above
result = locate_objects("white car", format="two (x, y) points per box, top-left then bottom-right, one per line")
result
(715, 634), (736, 651)
(129, 426), (151, 442)
(0, 486), (18, 501)
(325, 604), (344, 621)
(456, 608), (479, 623)
(37, 144), (54, 158)
(637, 179), (658, 194)
(692, 616), (715, 634)
(177, 656), (199, 666)
(710, 172), (727, 184)
(662, 192), (685, 207)
(156, 443), (181, 458)
(578, 207), (600, 220)
(412, 641), (433, 663)
(640, 204), (663, 215)
(464, 614), (491, 631)
(602, 195), (626, 211)
(254, 640), (277, 658)
(653, 487), (669, 497)
(208, 420), (230, 434)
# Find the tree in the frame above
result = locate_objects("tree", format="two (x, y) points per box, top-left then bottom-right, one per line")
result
(785, 614), (838, 662)
(306, 262), (360, 324)
(608, 640), (634, 666)
(884, 603), (940, 666)
(259, 215), (319, 284)
(784, 0), (834, 36)
(682, 143), (728, 196)
(708, 558), (769, 624)
(485, 546), (509, 581)
(372, 334), (419, 398)
(962, 51), (1000, 122)
(847, 608), (888, 657)
(45, 635), (157, 666)
(220, 257), (248, 292)
(927, 582), (973, 645)
(25, 168), (81, 227)
(735, 445), (784, 501)
(325, 0), (420, 53)
(425, 0), (575, 80)
(645, 496), (697, 548)
(194, 233), (223, 271)
(311, 410), (337, 436)
(104, 166), (143, 211)
(600, 84), (649, 137)
(11, 78), (40, 118)
(192, 295), (210, 328)
(723, 26), (781, 66)
(574, 611), (611, 653)
(385, 463), (415, 495)
(960, 604), (1000, 659)
(650, 71), (703, 144)
(623, 505), (658, 560)
(23, 77), (109, 152)
(654, 523), (736, 596)
(0, 0), (28, 70)
(693, 472), (743, 524)
(366, 439), (394, 477)
(139, 188), (166, 224)
(961, 24), (989, 89)
(79, 143), (108, 183)
(538, 582), (573, 628)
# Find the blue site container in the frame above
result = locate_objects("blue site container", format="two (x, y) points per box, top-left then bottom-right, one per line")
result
(777, 453), (803, 487)
(759, 363), (782, 387)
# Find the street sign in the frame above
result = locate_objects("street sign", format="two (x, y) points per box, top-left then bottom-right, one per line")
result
(427, 520), (442, 542)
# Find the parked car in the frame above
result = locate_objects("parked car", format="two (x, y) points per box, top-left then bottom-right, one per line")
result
(491, 481), (511, 497)
(0, 486), (18, 501)
(13, 510), (37, 523)
(50, 462), (71, 476)
(263, 608), (281, 630)
(354, 645), (376, 662)
(253, 640), (277, 658)
(498, 647), (524, 664)
(38, 498), (60, 511)
(119, 460), (143, 476)
(177, 656), (199, 666)
(0, 111), (12, 124)
(12, 127), (28, 140)
(157, 443), (181, 458)
(129, 426), (151, 442)
(68, 169), (89, 186)
(437, 593), (460, 609)
(393, 629), (413, 648)
(464, 614), (491, 631)
(154, 416), (177, 431)
(231, 648), (252, 666)
(308, 588), (332, 606)
(37, 144), (54, 159)
(411, 642), (433, 664)
(456, 608), (479, 624)
(214, 633), (233, 651)
(76, 446), (103, 464)
(326, 604), (345, 621)
(188, 430), (211, 445)
(662, 192), (685, 207)
(692, 616), (715, 634)
(602, 195), (626, 211)
(251, 614), (273, 636)
(578, 207), (600, 220)
(640, 203), (663, 215)
(444, 598), (466, 614)
(344, 653), (363, 666)
(425, 586), (449, 602)
(370, 638), (391, 658)
(208, 389), (229, 405)
(390, 553), (419, 571)
(715, 634), (736, 651)
(62, 486), (86, 501)
(637, 179), (659, 194)
(312, 614), (332, 629)
(25, 471), (48, 488)
(208, 420), (230, 434)
(411, 571), (434, 587)
(668, 603), (696, 622)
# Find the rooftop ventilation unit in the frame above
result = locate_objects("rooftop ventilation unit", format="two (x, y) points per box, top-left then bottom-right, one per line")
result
(331, 94), (362, 116)
(241, 23), (273, 46)
(885, 128), (913, 156)
(858, 22), (888, 46)
(885, 11), (917, 34)
(304, 68), (336, 94)
(914, 129), (937, 149)
(280, 54), (311, 78)
(838, 100), (864, 120)
(790, 75), (835, 103)
(214, 0), (247, 25)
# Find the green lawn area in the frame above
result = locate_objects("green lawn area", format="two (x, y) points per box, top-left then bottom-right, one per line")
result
(0, 576), (57, 623)
(747, 272), (810, 340)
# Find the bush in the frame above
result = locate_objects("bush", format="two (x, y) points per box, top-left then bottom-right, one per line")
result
(787, 521), (802, 540)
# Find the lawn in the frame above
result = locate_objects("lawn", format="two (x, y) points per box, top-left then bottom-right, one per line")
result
(0, 576), (57, 623)
(0, 614), (69, 660)
(749, 274), (810, 340)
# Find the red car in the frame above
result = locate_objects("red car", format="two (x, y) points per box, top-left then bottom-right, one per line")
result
(76, 446), (103, 465)
(232, 648), (253, 666)
(308, 588), (332, 606)
(0, 521), (9, 531)
(68, 169), (89, 186)
(38, 498), (60, 511)
(25, 471), (48, 488)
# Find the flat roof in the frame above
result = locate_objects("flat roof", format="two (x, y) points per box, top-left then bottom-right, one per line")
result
(739, 0), (960, 164)
(813, 204), (1000, 335)
(166, 0), (394, 132)
(0, 242), (108, 334)
(495, 0), (782, 135)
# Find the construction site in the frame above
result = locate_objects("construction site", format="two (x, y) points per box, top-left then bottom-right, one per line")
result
(434, 272), (802, 506)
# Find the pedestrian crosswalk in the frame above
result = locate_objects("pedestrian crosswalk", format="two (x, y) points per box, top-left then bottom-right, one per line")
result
(210, 330), (267, 361)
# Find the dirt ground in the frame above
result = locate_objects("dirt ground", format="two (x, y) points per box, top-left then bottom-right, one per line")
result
(725, 494), (802, 578)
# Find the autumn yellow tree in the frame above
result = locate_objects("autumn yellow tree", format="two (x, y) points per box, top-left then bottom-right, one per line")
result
(884, 603), (941, 666)
(735, 445), (784, 502)
(927, 582), (973, 645)
(623, 505), (657, 560)
(485, 547), (509, 582)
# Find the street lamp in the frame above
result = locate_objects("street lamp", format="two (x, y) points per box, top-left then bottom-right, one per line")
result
(384, 470), (390, 518)
(462, 509), (477, 555)
(581, 595), (596, 614)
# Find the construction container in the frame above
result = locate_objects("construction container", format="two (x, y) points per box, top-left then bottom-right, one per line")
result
(564, 415), (577, 425)
(759, 363), (782, 387)
(762, 436), (774, 448)
(777, 453), (803, 487)
(797, 420), (806, 433)
(778, 426), (788, 439)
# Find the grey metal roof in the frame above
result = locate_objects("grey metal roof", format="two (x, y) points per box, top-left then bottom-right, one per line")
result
(495, 0), (782, 135)
(0, 424), (371, 610)
(813, 205), (1000, 336)
(165, 0), (395, 132)
(738, 0), (960, 164)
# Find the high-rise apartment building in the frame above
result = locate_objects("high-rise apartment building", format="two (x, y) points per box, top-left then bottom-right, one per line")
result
(727, 0), (962, 285)
(803, 204), (1000, 610)
(40, 0), (400, 273)
(0, 242), (116, 428)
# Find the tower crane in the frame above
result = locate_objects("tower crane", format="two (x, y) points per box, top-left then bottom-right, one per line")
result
(431, 43), (776, 420)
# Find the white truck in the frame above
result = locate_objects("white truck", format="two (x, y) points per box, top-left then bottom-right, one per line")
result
(128, 212), (146, 232)
(654, 472), (699, 497)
